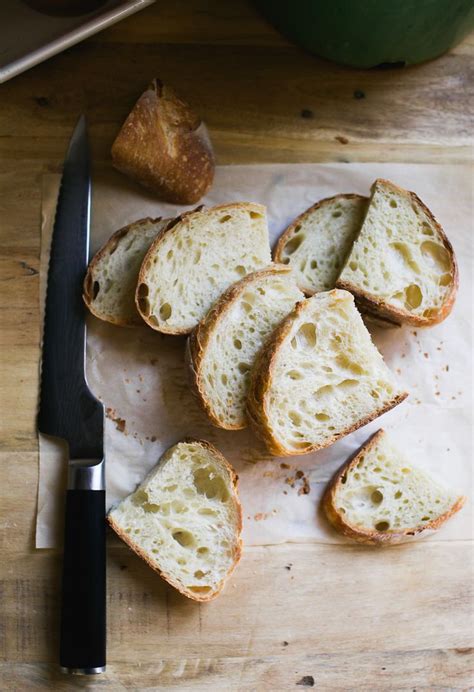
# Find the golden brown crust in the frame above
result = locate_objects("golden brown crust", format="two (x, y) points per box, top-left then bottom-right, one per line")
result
(322, 429), (466, 546)
(83, 217), (163, 327)
(135, 202), (267, 335)
(335, 179), (459, 327)
(187, 265), (293, 431)
(274, 193), (368, 296)
(246, 293), (408, 457)
(111, 79), (215, 205)
(108, 438), (243, 602)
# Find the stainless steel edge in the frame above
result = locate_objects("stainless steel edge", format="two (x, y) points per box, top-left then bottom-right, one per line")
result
(0, 0), (156, 84)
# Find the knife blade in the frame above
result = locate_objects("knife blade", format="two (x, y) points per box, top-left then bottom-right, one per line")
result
(38, 115), (106, 675)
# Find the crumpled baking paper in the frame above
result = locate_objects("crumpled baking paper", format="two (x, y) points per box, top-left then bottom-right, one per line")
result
(37, 163), (472, 548)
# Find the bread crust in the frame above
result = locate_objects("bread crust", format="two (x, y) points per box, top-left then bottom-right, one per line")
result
(83, 217), (164, 327)
(246, 292), (408, 456)
(335, 179), (459, 327)
(135, 202), (267, 335)
(322, 429), (466, 545)
(274, 193), (368, 296)
(108, 438), (243, 602)
(361, 312), (401, 330)
(187, 265), (294, 431)
(111, 79), (215, 204)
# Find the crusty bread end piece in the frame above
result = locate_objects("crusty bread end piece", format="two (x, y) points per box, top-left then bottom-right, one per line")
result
(111, 79), (214, 204)
(83, 217), (169, 327)
(136, 202), (272, 335)
(187, 266), (304, 430)
(274, 194), (368, 294)
(336, 179), (458, 326)
(323, 429), (465, 545)
(247, 289), (407, 456)
(108, 439), (242, 601)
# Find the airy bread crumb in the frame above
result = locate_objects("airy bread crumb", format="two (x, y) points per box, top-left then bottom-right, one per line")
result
(83, 217), (169, 327)
(323, 429), (465, 545)
(247, 289), (407, 456)
(108, 439), (242, 601)
(188, 266), (304, 429)
(136, 203), (272, 334)
(337, 179), (458, 326)
(274, 194), (367, 294)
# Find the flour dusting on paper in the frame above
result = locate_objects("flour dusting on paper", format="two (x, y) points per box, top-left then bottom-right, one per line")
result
(37, 163), (473, 548)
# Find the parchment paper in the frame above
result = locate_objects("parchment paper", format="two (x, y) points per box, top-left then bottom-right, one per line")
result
(37, 163), (473, 549)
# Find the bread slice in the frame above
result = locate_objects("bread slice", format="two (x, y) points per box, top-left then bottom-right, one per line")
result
(111, 79), (214, 204)
(336, 179), (458, 326)
(187, 266), (304, 430)
(247, 289), (407, 456)
(108, 439), (242, 602)
(136, 203), (272, 335)
(83, 217), (170, 327)
(274, 194), (368, 294)
(323, 429), (465, 545)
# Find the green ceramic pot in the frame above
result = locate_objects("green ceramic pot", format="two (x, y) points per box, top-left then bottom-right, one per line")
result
(254, 0), (474, 68)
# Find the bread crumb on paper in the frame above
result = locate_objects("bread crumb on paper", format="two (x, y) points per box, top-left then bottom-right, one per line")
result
(284, 469), (310, 496)
(105, 407), (126, 433)
(296, 675), (315, 687)
(298, 477), (311, 496)
(253, 509), (277, 521)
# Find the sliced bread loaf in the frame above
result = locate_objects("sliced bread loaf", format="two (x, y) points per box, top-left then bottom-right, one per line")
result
(83, 217), (169, 327)
(323, 429), (465, 545)
(187, 266), (304, 430)
(336, 179), (458, 326)
(247, 289), (407, 456)
(274, 194), (368, 294)
(108, 439), (242, 601)
(136, 203), (271, 334)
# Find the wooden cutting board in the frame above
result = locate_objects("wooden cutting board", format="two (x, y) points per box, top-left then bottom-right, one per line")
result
(1, 1), (472, 688)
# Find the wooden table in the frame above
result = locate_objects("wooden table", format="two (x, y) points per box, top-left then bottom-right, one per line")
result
(1, 2), (472, 689)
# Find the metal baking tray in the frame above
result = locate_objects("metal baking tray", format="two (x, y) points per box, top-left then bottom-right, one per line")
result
(0, 0), (155, 84)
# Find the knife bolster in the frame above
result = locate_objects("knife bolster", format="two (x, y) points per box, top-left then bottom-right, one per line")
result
(68, 459), (105, 490)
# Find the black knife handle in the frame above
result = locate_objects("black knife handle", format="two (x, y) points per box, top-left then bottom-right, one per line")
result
(60, 488), (106, 674)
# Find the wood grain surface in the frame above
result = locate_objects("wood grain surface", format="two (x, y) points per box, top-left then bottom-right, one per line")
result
(0, 1), (473, 689)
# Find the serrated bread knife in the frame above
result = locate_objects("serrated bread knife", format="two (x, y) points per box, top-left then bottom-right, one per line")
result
(38, 116), (106, 675)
